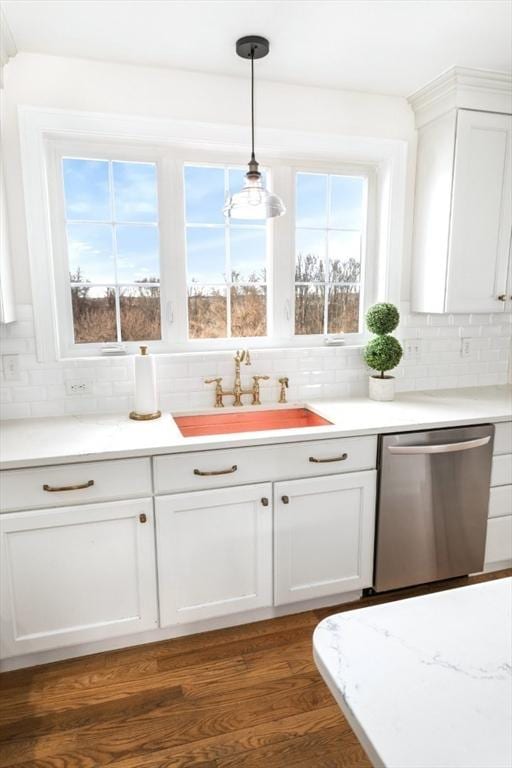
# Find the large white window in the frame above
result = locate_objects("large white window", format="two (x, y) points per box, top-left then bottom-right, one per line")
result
(46, 139), (377, 356)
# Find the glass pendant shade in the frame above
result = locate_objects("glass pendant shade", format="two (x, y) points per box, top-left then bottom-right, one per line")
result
(224, 170), (285, 220)
(225, 36), (286, 221)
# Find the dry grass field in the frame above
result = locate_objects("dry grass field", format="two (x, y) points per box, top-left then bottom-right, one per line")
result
(70, 255), (360, 343)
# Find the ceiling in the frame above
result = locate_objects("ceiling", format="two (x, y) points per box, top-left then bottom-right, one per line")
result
(2, 0), (511, 96)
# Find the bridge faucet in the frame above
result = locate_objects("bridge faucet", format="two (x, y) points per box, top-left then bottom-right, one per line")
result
(205, 349), (269, 407)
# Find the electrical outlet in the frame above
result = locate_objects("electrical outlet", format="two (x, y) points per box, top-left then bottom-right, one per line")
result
(403, 339), (422, 362)
(65, 380), (93, 396)
(2, 354), (21, 382)
(460, 338), (473, 358)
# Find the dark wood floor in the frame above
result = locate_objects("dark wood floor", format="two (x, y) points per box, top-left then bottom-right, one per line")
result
(1, 568), (510, 768)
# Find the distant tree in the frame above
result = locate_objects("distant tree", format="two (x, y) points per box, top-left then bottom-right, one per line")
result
(294, 252), (361, 335)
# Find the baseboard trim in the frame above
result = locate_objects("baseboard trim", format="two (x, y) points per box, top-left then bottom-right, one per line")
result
(0, 589), (362, 672)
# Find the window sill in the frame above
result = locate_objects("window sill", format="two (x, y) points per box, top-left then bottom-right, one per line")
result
(58, 340), (366, 362)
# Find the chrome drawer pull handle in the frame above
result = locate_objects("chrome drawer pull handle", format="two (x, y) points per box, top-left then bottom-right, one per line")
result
(309, 453), (348, 464)
(388, 436), (491, 455)
(194, 465), (238, 477)
(43, 480), (94, 492)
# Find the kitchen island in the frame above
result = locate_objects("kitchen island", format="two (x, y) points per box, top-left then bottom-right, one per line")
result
(313, 577), (512, 768)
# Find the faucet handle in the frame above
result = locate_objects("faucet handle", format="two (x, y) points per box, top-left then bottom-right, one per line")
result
(205, 377), (224, 407)
(251, 374), (268, 406)
(245, 349), (251, 365)
(278, 376), (289, 404)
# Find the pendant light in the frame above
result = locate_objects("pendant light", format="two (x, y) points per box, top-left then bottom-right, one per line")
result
(224, 36), (286, 220)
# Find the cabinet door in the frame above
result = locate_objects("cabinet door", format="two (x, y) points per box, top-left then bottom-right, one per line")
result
(156, 483), (272, 626)
(447, 110), (512, 313)
(0, 499), (158, 658)
(274, 471), (376, 606)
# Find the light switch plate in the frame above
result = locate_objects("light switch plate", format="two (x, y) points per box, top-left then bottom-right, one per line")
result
(65, 380), (93, 396)
(2, 354), (21, 382)
(403, 339), (422, 362)
(460, 338), (473, 358)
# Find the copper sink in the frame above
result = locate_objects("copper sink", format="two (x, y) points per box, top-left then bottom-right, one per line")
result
(174, 407), (333, 437)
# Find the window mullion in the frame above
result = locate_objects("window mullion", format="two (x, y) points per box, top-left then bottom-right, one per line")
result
(271, 165), (294, 340)
(109, 164), (123, 343)
(225, 167), (232, 339)
(163, 152), (188, 344)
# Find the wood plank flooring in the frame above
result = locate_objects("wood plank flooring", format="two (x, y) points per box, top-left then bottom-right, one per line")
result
(1, 568), (510, 768)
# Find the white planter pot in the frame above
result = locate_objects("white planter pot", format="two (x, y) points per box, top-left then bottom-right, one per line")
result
(369, 375), (395, 401)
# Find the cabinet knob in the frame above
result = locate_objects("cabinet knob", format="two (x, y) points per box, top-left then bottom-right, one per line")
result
(139, 513), (147, 523)
(261, 497), (269, 507)
(282, 495), (290, 504)
(497, 294), (507, 302)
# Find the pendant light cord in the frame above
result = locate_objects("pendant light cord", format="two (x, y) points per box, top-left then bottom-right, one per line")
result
(250, 47), (255, 161)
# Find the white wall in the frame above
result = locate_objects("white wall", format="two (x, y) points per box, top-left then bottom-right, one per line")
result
(1, 52), (509, 420)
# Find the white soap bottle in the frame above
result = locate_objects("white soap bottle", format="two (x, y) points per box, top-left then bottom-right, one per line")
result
(130, 345), (161, 420)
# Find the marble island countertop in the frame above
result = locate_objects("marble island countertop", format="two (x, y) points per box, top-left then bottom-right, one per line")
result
(0, 384), (511, 469)
(313, 577), (512, 768)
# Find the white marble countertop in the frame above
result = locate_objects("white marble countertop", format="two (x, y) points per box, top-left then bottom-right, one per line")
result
(0, 384), (511, 469)
(313, 578), (512, 768)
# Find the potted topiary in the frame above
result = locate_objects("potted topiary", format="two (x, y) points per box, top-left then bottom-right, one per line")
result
(363, 303), (403, 401)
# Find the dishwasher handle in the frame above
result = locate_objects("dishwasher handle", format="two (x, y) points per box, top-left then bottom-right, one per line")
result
(388, 435), (491, 455)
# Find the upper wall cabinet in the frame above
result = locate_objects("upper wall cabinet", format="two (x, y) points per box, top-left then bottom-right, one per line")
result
(409, 68), (512, 314)
(0, 124), (16, 324)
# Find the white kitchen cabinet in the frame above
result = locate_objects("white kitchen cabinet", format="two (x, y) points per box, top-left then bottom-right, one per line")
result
(488, 484), (512, 519)
(1, 457), (152, 512)
(491, 455), (512, 487)
(153, 435), (376, 494)
(494, 422), (512, 455)
(156, 483), (273, 626)
(412, 108), (512, 313)
(485, 515), (512, 571)
(274, 470), (376, 606)
(0, 498), (158, 659)
(0, 145), (15, 324)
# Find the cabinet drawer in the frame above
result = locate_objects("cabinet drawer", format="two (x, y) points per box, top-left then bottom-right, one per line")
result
(494, 422), (512, 455)
(0, 458), (152, 512)
(488, 485), (512, 519)
(485, 515), (512, 567)
(491, 455), (512, 487)
(154, 435), (377, 494)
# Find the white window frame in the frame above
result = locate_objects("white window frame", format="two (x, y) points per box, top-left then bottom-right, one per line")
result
(46, 138), (172, 357)
(290, 161), (376, 345)
(182, 160), (272, 344)
(19, 107), (407, 361)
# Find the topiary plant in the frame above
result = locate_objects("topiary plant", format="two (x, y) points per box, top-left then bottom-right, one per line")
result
(363, 302), (403, 378)
(366, 303), (400, 335)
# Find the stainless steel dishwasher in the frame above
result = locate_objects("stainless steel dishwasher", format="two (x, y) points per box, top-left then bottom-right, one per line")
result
(373, 424), (494, 592)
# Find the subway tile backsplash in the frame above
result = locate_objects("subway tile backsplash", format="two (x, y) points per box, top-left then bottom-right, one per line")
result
(1, 303), (510, 420)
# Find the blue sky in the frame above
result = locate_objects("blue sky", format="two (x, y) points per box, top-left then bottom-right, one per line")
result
(63, 160), (364, 286)
(64, 158), (160, 284)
